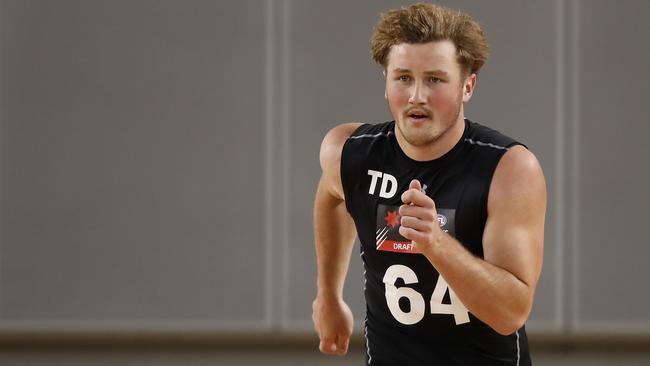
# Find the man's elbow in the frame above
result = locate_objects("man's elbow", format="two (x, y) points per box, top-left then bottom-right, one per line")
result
(490, 298), (533, 336)
(491, 314), (528, 336)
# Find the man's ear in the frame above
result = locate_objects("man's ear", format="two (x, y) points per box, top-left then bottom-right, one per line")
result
(383, 69), (387, 99)
(463, 73), (477, 102)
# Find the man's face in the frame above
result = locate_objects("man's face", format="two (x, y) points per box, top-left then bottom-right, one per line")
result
(385, 40), (475, 147)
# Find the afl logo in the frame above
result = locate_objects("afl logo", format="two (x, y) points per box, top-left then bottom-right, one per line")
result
(437, 214), (447, 227)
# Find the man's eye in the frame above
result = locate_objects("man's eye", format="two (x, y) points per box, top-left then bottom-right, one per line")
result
(430, 77), (442, 83)
(398, 75), (410, 82)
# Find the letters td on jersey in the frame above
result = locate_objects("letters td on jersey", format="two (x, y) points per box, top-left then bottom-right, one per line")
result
(376, 204), (456, 254)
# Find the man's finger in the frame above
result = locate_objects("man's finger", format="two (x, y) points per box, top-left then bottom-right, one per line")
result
(400, 216), (430, 232)
(399, 205), (436, 222)
(401, 179), (424, 205)
(399, 226), (428, 244)
(335, 335), (349, 355)
(319, 338), (337, 354)
(401, 188), (435, 208)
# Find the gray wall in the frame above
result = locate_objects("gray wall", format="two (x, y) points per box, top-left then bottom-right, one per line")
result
(1, 0), (648, 334)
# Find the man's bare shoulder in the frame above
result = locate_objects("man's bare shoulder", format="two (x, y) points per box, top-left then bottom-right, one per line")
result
(319, 123), (363, 171)
(488, 145), (547, 218)
(317, 123), (363, 201)
(494, 146), (545, 186)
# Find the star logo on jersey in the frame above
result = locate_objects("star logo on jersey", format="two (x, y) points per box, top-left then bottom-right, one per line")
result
(384, 210), (400, 227)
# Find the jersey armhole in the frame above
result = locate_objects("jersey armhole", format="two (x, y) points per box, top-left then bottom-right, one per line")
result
(506, 141), (527, 150)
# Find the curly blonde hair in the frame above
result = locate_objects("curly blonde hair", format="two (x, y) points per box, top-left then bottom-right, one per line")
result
(371, 3), (489, 75)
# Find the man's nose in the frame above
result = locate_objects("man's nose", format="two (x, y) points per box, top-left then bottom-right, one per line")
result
(408, 82), (427, 104)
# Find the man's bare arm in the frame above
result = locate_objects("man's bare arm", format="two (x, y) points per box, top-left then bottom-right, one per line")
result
(312, 123), (361, 355)
(399, 146), (546, 335)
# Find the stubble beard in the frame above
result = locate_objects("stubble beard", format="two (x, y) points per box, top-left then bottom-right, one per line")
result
(396, 103), (462, 147)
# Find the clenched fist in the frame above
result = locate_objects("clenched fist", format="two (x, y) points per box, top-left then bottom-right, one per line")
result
(312, 297), (354, 356)
(399, 179), (444, 250)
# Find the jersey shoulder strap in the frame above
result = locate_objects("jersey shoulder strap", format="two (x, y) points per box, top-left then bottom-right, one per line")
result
(340, 121), (394, 213)
(464, 119), (525, 150)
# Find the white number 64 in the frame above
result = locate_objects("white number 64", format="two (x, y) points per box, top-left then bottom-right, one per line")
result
(383, 264), (470, 325)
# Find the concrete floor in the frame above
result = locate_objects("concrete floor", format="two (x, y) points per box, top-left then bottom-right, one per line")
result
(1, 348), (649, 366)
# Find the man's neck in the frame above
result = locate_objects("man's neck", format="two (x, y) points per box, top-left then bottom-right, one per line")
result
(396, 116), (466, 162)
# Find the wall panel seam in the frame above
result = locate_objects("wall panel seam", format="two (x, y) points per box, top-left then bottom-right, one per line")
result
(264, 0), (276, 330)
(280, 0), (291, 330)
(569, 0), (581, 333)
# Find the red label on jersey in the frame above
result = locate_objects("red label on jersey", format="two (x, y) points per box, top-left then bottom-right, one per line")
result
(375, 239), (420, 254)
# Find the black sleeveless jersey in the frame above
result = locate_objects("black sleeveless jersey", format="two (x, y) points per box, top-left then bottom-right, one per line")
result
(340, 119), (531, 366)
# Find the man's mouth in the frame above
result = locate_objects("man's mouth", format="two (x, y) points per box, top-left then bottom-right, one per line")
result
(406, 110), (430, 120)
